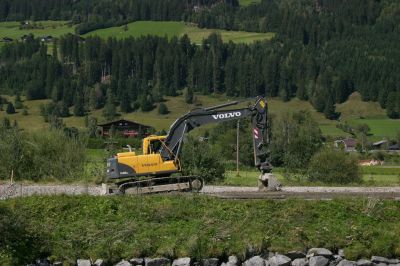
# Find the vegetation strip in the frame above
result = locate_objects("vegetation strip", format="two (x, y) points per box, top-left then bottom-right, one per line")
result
(1, 195), (400, 264)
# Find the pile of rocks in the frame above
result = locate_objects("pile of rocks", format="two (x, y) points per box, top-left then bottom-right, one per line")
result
(28, 248), (400, 266)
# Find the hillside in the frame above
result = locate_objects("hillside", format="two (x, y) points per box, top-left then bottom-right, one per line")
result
(1, 93), (398, 138)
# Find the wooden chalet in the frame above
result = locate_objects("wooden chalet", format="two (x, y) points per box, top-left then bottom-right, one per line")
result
(98, 119), (152, 138)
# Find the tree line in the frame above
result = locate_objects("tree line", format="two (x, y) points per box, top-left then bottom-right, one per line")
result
(0, 0), (400, 119)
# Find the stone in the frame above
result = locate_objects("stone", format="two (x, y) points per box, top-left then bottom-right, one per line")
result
(130, 258), (144, 265)
(243, 256), (266, 266)
(115, 260), (132, 266)
(374, 263), (388, 266)
(145, 258), (171, 266)
(203, 258), (219, 266)
(258, 173), (282, 191)
(77, 259), (92, 266)
(338, 250), (345, 258)
(292, 258), (308, 266)
(330, 256), (343, 266)
(94, 259), (106, 266)
(307, 249), (333, 258)
(357, 260), (372, 266)
(337, 260), (357, 266)
(226, 256), (239, 266)
(388, 260), (400, 264)
(53, 262), (63, 266)
(309, 256), (329, 266)
(286, 252), (307, 260)
(173, 258), (191, 266)
(269, 255), (292, 266)
(372, 257), (389, 264)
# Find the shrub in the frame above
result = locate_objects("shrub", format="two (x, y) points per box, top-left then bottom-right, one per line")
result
(6, 103), (15, 114)
(181, 136), (224, 183)
(0, 128), (85, 181)
(158, 103), (169, 114)
(307, 148), (361, 184)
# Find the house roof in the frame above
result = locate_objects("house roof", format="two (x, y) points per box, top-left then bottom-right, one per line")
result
(372, 140), (388, 146)
(98, 119), (151, 128)
(342, 138), (357, 148)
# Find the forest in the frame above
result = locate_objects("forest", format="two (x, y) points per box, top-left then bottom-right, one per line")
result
(0, 0), (399, 120)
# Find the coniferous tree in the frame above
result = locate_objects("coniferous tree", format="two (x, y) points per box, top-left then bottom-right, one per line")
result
(6, 103), (15, 114)
(73, 92), (85, 116)
(103, 88), (117, 121)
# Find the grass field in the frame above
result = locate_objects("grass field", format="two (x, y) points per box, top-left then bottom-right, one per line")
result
(349, 119), (400, 139)
(84, 21), (275, 44)
(0, 21), (74, 41)
(239, 0), (262, 6)
(2, 195), (400, 264)
(222, 166), (400, 187)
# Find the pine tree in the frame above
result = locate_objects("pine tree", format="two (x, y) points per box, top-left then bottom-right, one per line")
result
(73, 92), (85, 117)
(120, 91), (132, 113)
(103, 89), (117, 121)
(185, 87), (194, 104)
(158, 102), (169, 114)
(386, 92), (399, 119)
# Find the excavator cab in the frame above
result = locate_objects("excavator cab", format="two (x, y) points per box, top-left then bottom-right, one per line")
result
(142, 135), (166, 155)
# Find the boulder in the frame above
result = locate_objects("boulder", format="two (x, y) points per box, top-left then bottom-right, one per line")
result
(203, 258), (219, 266)
(269, 255), (292, 266)
(337, 260), (356, 266)
(53, 262), (63, 266)
(115, 260), (132, 266)
(130, 258), (144, 265)
(307, 249), (333, 258)
(388, 260), (400, 264)
(286, 252), (307, 260)
(292, 258), (308, 266)
(145, 258), (171, 266)
(356, 260), (372, 266)
(227, 256), (239, 266)
(371, 257), (389, 264)
(77, 259), (92, 266)
(309, 256), (329, 266)
(329, 256), (343, 266)
(94, 259), (106, 266)
(338, 250), (345, 258)
(243, 256), (266, 266)
(172, 258), (191, 266)
(374, 263), (388, 266)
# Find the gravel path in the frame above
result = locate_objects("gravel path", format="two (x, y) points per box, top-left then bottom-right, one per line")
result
(2, 183), (400, 200)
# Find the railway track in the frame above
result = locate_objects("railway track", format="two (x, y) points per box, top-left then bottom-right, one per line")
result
(2, 183), (400, 200)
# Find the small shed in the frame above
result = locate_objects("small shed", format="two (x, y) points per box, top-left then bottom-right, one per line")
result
(334, 138), (357, 152)
(98, 119), (152, 138)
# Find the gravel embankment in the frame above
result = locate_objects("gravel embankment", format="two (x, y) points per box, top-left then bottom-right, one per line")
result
(2, 183), (400, 200)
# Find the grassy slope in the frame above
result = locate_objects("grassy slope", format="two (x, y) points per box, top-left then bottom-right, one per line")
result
(0, 94), (343, 135)
(83, 21), (275, 44)
(2, 93), (398, 139)
(0, 21), (74, 40)
(336, 92), (400, 139)
(1, 195), (400, 264)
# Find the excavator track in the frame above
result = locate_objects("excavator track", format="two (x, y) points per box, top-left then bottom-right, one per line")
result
(117, 176), (204, 195)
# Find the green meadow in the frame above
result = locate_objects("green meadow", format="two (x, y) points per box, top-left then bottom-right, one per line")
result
(0, 21), (74, 40)
(84, 21), (275, 44)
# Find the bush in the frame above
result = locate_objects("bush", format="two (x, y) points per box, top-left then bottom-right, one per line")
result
(181, 136), (225, 183)
(158, 102), (169, 114)
(0, 128), (86, 181)
(307, 148), (361, 184)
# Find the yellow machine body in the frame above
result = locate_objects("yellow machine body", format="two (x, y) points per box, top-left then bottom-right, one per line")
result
(115, 135), (180, 177)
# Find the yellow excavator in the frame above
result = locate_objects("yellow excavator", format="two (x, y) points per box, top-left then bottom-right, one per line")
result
(106, 96), (272, 194)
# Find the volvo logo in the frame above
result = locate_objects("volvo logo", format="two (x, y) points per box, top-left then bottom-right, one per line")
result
(212, 112), (242, 119)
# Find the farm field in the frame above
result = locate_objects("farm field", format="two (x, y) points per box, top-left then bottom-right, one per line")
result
(84, 21), (275, 44)
(0, 21), (74, 41)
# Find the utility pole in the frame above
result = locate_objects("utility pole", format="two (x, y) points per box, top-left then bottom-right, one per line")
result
(236, 120), (240, 176)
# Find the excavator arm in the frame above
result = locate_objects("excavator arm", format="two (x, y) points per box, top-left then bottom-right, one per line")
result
(160, 96), (271, 173)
